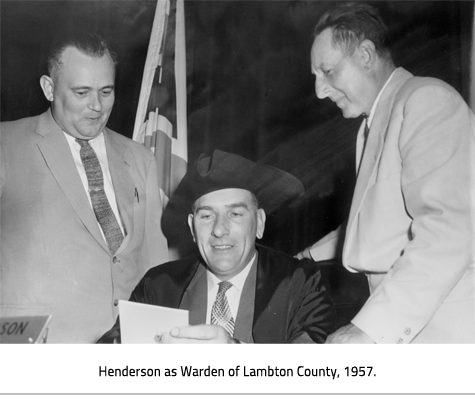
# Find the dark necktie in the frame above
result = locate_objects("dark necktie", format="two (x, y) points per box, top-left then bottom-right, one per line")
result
(211, 281), (235, 337)
(364, 118), (370, 140)
(76, 139), (124, 254)
(361, 118), (370, 158)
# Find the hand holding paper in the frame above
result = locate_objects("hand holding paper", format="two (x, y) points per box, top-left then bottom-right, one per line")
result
(158, 324), (241, 344)
(119, 300), (189, 344)
(119, 301), (242, 344)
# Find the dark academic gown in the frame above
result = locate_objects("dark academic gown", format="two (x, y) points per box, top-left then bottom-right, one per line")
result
(98, 245), (335, 343)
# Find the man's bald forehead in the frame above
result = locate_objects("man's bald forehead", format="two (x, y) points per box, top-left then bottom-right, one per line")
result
(192, 188), (259, 214)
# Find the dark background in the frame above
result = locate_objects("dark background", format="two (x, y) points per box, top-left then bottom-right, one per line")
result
(2, 0), (473, 326)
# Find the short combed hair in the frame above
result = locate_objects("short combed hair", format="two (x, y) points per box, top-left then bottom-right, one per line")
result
(313, 2), (392, 62)
(47, 32), (117, 83)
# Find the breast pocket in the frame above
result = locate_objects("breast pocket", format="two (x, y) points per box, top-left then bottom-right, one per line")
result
(133, 190), (147, 233)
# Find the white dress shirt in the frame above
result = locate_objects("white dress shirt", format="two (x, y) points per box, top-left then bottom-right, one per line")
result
(356, 70), (396, 172)
(64, 132), (125, 239)
(205, 252), (256, 324)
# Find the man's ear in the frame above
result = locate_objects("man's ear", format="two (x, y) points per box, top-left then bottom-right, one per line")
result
(40, 75), (54, 102)
(187, 214), (196, 242)
(358, 39), (376, 71)
(256, 209), (266, 240)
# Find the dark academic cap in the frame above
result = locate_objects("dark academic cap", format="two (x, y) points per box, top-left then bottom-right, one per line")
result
(164, 149), (304, 218)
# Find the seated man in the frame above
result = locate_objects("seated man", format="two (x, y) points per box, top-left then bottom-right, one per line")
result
(98, 150), (335, 343)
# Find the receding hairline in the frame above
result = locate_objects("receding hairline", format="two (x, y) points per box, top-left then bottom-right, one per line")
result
(50, 47), (115, 81)
(47, 34), (117, 83)
(312, 2), (393, 61)
(190, 189), (260, 214)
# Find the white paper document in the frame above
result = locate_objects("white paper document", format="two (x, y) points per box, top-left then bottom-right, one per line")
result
(119, 300), (189, 344)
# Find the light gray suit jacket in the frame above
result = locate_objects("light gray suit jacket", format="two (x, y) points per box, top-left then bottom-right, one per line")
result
(310, 68), (475, 343)
(0, 109), (168, 343)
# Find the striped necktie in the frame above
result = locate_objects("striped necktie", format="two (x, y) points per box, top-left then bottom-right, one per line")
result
(211, 281), (235, 337)
(76, 139), (124, 255)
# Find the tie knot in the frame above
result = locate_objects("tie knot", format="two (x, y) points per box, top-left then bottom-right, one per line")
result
(218, 281), (232, 294)
(75, 138), (92, 149)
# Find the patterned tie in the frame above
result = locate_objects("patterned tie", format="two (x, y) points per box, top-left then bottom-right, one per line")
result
(76, 139), (124, 254)
(211, 281), (235, 337)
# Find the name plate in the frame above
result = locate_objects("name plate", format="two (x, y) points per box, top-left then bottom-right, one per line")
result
(0, 315), (52, 344)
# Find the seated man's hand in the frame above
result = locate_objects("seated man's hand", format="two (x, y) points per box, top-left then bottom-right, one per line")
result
(157, 324), (241, 344)
(325, 323), (375, 344)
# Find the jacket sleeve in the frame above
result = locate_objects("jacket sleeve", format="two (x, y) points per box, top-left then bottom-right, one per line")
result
(309, 225), (342, 262)
(352, 80), (475, 343)
(286, 263), (336, 343)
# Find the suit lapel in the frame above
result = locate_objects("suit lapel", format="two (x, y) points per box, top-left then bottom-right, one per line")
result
(180, 257), (258, 341)
(179, 263), (207, 325)
(36, 110), (108, 252)
(252, 248), (287, 343)
(234, 256), (256, 343)
(103, 129), (135, 252)
(345, 68), (413, 253)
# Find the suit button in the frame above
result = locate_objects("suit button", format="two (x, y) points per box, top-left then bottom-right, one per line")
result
(112, 256), (119, 263)
(114, 299), (119, 306)
(404, 328), (411, 335)
(396, 338), (403, 344)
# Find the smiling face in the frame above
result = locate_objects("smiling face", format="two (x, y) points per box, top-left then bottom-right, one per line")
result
(40, 46), (115, 140)
(188, 188), (266, 280)
(311, 28), (375, 119)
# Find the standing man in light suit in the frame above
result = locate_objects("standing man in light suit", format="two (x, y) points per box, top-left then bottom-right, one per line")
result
(297, 2), (475, 343)
(0, 32), (168, 343)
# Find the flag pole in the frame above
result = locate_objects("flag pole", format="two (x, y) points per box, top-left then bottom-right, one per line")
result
(132, 0), (169, 144)
(173, 0), (188, 166)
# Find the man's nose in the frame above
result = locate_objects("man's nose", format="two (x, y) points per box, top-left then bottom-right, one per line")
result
(315, 75), (331, 99)
(88, 92), (103, 112)
(212, 215), (230, 238)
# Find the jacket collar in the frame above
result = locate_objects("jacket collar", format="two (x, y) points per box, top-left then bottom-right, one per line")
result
(102, 129), (135, 251)
(345, 68), (413, 253)
(252, 245), (290, 343)
(35, 109), (135, 255)
(36, 109), (109, 252)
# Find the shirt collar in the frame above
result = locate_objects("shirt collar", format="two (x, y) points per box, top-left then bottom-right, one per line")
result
(367, 70), (396, 128)
(206, 251), (256, 294)
(63, 131), (104, 147)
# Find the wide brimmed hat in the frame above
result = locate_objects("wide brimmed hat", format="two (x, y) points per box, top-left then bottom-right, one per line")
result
(165, 149), (304, 217)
